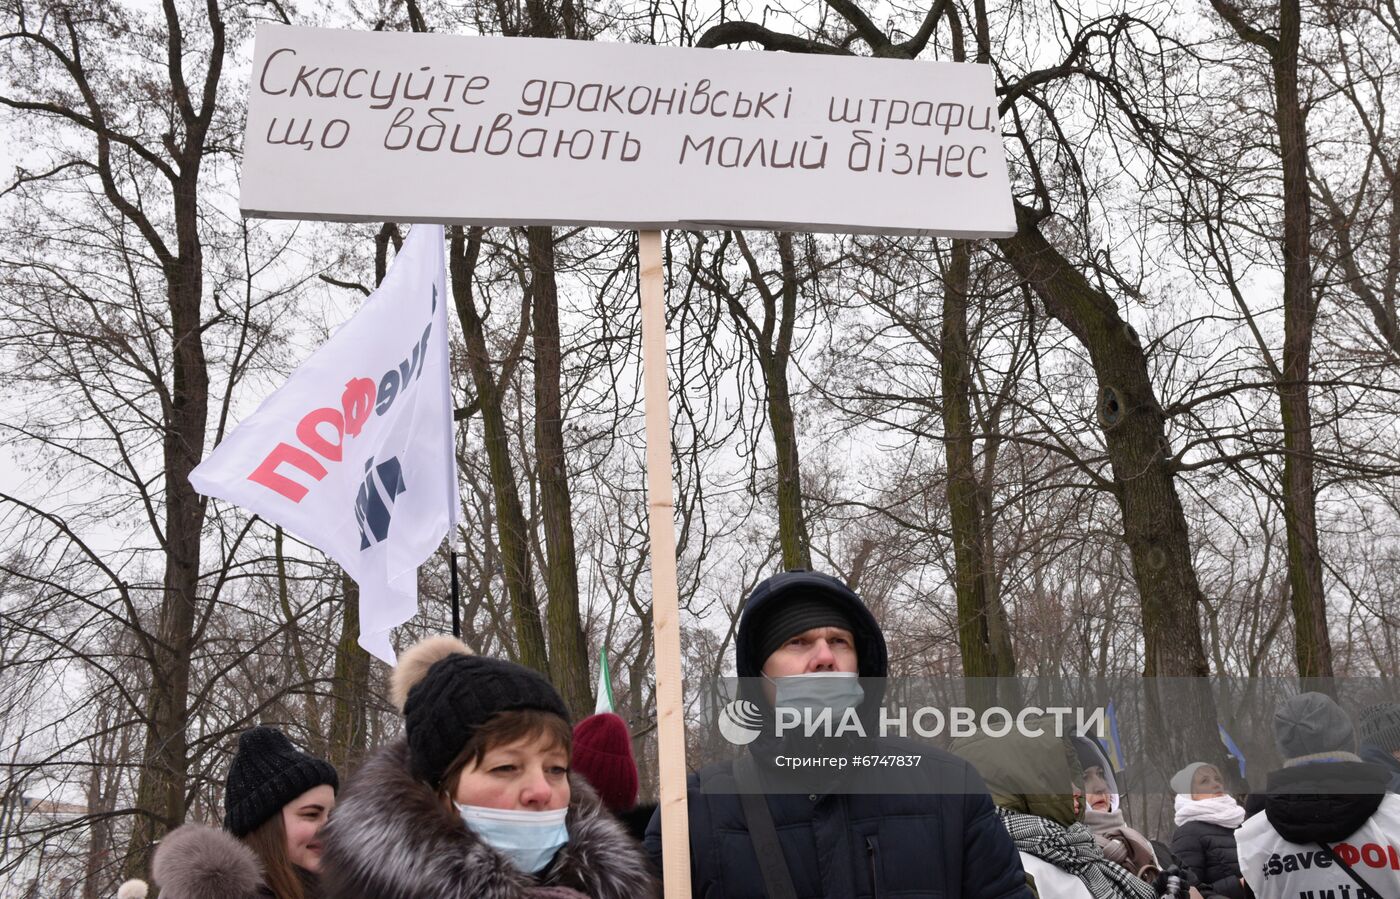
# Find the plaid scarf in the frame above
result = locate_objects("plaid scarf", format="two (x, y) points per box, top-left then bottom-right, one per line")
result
(998, 809), (1155, 899)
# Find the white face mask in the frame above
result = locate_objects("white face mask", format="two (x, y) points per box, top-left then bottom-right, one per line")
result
(765, 671), (866, 716)
(456, 804), (569, 874)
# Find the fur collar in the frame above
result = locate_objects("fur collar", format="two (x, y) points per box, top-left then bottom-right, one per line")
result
(151, 823), (267, 899)
(321, 739), (657, 899)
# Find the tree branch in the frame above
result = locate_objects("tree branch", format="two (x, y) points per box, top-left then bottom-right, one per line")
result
(896, 0), (950, 58)
(318, 274), (371, 296)
(822, 0), (889, 52)
(696, 21), (854, 54)
(1207, 0), (1279, 54)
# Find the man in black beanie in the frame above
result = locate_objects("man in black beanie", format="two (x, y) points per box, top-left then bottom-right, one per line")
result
(644, 569), (1031, 899)
(750, 590), (860, 689)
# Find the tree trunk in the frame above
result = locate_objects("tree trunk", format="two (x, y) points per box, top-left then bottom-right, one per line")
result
(996, 206), (1224, 771)
(1208, 0), (1333, 683)
(448, 226), (550, 673)
(81, 703), (120, 899)
(941, 11), (1016, 709)
(724, 232), (812, 569)
(487, 0), (593, 716)
(327, 571), (370, 772)
(942, 240), (1017, 708)
(766, 363), (811, 570)
(526, 226), (593, 717)
(765, 233), (813, 570)
(274, 528), (325, 748)
(124, 199), (209, 883)
(1272, 0), (1333, 683)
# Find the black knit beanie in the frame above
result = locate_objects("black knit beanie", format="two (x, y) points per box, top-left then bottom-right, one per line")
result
(752, 594), (855, 665)
(1360, 702), (1400, 754)
(404, 653), (570, 788)
(223, 726), (338, 837)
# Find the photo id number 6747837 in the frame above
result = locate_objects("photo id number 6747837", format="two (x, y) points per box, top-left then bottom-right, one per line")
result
(851, 755), (922, 767)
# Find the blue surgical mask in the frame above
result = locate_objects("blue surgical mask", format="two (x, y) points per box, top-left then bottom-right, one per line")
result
(456, 804), (569, 874)
(766, 671), (865, 716)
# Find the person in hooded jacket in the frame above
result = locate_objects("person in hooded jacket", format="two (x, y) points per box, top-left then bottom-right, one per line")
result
(1357, 701), (1400, 793)
(643, 569), (1032, 899)
(1071, 737), (1159, 880)
(319, 636), (656, 899)
(955, 726), (1156, 899)
(1235, 692), (1400, 899)
(151, 726), (339, 899)
(1168, 762), (1247, 899)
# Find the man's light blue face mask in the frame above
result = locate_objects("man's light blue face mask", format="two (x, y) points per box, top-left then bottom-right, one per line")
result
(456, 804), (569, 874)
(764, 671), (866, 715)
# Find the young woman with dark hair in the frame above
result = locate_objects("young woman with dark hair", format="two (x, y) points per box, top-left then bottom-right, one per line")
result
(150, 726), (338, 899)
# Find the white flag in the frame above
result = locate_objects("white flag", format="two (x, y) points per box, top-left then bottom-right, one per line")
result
(191, 224), (458, 663)
(595, 646), (614, 715)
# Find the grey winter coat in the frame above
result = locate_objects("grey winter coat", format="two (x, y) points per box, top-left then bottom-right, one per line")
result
(320, 738), (658, 899)
(151, 823), (275, 899)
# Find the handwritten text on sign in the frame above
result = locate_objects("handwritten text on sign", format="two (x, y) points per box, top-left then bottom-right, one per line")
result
(240, 25), (1016, 237)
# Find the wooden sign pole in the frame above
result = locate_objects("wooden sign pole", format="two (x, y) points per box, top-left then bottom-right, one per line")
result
(636, 229), (692, 896)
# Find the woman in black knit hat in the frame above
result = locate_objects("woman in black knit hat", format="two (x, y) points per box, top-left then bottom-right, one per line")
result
(319, 635), (656, 899)
(150, 726), (339, 899)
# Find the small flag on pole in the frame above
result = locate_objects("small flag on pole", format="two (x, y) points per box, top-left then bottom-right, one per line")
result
(190, 224), (458, 664)
(1103, 699), (1127, 771)
(595, 646), (615, 715)
(1218, 724), (1246, 780)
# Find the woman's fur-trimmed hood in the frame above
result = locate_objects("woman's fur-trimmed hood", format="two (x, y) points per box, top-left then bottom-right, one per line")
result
(151, 823), (266, 899)
(321, 739), (658, 899)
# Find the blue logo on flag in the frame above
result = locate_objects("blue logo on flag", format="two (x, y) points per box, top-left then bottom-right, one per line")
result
(355, 455), (406, 549)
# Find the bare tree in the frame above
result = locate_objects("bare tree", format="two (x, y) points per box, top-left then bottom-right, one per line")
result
(0, 0), (233, 876)
(450, 225), (552, 672)
(688, 231), (822, 569)
(695, 0), (1227, 769)
(1208, 0), (1334, 682)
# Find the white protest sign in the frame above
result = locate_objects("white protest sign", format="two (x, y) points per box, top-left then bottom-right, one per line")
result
(240, 25), (1016, 237)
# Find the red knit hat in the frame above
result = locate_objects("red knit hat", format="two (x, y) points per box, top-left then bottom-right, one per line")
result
(571, 713), (639, 813)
